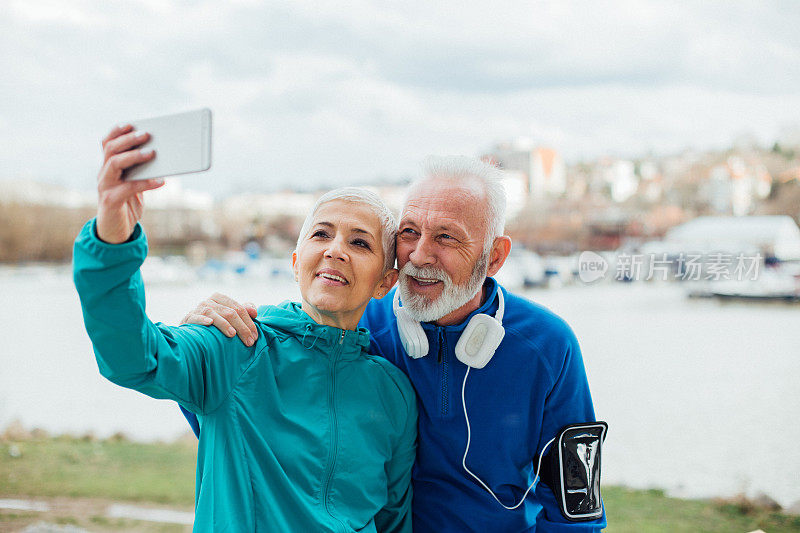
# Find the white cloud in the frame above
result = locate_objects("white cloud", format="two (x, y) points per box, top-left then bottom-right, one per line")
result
(1, 0), (799, 194)
(8, 0), (104, 27)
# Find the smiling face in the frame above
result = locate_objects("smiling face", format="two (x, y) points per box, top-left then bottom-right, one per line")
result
(293, 199), (398, 330)
(396, 177), (494, 325)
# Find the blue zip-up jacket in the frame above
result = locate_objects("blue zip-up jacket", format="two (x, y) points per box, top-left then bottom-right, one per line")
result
(74, 219), (418, 532)
(359, 279), (605, 532)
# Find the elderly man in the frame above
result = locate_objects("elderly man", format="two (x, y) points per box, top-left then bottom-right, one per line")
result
(181, 156), (606, 532)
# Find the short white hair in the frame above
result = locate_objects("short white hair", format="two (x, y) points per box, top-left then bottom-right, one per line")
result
(409, 155), (507, 252)
(296, 187), (398, 272)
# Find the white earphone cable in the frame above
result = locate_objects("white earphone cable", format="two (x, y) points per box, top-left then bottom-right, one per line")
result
(461, 366), (556, 510)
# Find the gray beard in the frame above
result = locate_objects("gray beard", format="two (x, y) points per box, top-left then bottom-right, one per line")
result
(398, 252), (489, 323)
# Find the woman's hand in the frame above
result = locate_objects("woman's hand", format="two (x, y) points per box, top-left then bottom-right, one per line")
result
(96, 124), (165, 243)
(181, 293), (259, 346)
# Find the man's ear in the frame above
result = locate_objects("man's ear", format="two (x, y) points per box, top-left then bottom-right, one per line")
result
(373, 268), (398, 300)
(486, 236), (512, 277)
(291, 252), (299, 282)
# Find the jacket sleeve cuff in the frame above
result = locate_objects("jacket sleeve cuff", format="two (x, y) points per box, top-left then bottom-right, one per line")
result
(77, 218), (148, 262)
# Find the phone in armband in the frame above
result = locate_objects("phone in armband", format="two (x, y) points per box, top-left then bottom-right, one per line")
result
(538, 421), (608, 521)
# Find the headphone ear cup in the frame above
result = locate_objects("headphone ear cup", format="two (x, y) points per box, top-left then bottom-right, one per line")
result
(396, 307), (429, 359)
(454, 314), (505, 369)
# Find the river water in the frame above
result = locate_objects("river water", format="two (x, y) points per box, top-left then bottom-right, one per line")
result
(1, 268), (798, 506)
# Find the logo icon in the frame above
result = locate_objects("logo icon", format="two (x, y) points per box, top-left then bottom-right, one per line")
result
(578, 251), (608, 283)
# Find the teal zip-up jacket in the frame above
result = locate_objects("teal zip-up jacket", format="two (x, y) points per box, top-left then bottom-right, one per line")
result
(73, 219), (417, 532)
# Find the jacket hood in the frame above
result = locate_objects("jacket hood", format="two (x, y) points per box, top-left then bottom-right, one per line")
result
(255, 301), (372, 356)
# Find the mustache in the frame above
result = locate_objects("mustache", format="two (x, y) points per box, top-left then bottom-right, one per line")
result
(399, 263), (450, 283)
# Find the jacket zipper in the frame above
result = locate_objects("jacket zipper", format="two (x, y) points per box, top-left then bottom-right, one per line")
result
(322, 330), (346, 531)
(438, 328), (449, 416)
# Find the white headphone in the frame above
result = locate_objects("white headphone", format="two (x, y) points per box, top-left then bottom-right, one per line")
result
(392, 289), (505, 369)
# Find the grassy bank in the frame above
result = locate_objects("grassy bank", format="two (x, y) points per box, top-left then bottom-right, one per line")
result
(1, 435), (196, 506)
(1, 436), (799, 532)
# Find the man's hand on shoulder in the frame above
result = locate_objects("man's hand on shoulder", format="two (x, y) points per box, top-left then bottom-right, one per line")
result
(181, 292), (258, 347)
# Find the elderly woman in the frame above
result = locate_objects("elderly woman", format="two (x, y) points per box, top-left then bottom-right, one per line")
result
(73, 125), (417, 532)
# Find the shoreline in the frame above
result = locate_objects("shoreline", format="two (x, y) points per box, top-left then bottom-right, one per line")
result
(2, 432), (799, 532)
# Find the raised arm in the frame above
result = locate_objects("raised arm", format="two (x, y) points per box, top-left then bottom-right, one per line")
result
(73, 125), (259, 415)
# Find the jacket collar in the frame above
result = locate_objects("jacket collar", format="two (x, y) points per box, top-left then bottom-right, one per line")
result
(255, 301), (371, 358)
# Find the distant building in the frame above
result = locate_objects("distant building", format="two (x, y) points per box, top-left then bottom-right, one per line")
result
(483, 139), (566, 206)
(638, 160), (664, 203)
(589, 158), (638, 203)
(220, 183), (411, 220)
(0, 179), (95, 208)
(702, 157), (772, 216)
(144, 179), (217, 241)
(362, 184), (408, 215)
(530, 146), (566, 200)
(221, 190), (318, 219)
(147, 178), (214, 211)
(496, 170), (528, 219)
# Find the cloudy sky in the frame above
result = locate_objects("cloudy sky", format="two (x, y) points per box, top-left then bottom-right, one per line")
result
(2, 0), (800, 196)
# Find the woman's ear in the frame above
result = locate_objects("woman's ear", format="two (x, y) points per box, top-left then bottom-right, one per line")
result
(291, 252), (299, 282)
(372, 268), (398, 300)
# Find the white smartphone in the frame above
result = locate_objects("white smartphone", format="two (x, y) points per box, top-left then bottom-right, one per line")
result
(123, 108), (212, 181)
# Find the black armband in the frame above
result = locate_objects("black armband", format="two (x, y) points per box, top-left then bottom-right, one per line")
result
(538, 421), (608, 521)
